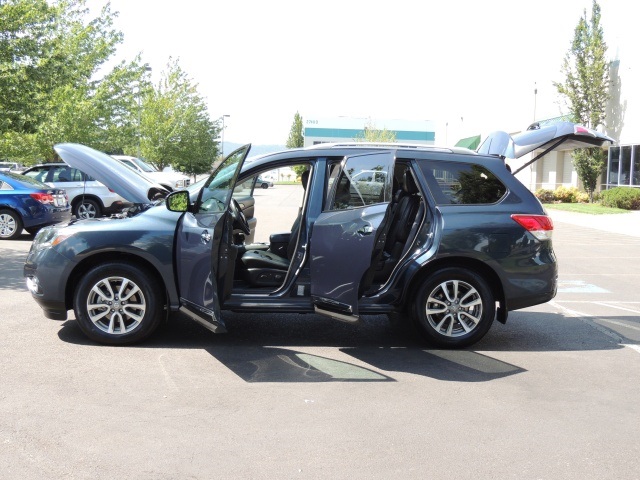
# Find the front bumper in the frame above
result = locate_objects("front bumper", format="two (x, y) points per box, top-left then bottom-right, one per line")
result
(24, 244), (74, 321)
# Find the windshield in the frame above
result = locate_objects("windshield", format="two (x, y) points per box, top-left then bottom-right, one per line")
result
(197, 145), (250, 213)
(132, 157), (157, 172)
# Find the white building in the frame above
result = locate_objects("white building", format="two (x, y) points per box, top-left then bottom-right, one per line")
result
(303, 117), (436, 147)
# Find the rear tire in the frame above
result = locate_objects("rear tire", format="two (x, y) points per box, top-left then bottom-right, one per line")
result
(412, 267), (495, 348)
(73, 262), (164, 345)
(0, 209), (23, 240)
(74, 199), (101, 219)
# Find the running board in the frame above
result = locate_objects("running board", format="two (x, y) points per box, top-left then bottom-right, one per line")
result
(313, 297), (360, 324)
(179, 301), (227, 333)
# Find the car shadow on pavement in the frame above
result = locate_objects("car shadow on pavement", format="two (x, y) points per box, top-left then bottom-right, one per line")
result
(57, 308), (625, 384)
(0, 242), (31, 291)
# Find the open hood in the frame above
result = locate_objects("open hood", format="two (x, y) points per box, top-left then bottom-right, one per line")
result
(477, 122), (614, 160)
(54, 143), (168, 205)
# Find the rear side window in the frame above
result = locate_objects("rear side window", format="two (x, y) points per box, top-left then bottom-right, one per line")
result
(420, 160), (506, 205)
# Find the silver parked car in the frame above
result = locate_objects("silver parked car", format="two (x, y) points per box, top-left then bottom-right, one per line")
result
(22, 163), (130, 219)
(111, 155), (190, 191)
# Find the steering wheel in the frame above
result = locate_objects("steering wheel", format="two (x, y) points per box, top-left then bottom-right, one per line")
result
(229, 198), (251, 235)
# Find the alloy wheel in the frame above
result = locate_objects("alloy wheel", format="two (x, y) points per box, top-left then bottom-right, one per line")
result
(86, 275), (146, 334)
(424, 279), (483, 337)
(0, 213), (17, 238)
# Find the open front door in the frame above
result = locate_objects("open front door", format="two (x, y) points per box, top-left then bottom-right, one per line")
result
(310, 151), (395, 323)
(175, 145), (251, 333)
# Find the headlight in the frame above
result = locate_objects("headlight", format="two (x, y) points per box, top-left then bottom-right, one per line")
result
(175, 179), (189, 188)
(32, 228), (73, 251)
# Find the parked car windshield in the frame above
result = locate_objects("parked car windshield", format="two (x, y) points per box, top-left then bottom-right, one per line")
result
(131, 157), (157, 172)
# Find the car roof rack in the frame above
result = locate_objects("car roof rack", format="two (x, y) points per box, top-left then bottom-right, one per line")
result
(305, 142), (456, 153)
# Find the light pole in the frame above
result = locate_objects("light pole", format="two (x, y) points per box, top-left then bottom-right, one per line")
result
(220, 114), (230, 160)
(137, 65), (152, 157)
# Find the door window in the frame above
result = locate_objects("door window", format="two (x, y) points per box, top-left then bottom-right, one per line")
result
(326, 154), (392, 211)
(197, 146), (248, 213)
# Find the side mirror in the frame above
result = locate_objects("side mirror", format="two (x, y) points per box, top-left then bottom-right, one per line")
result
(166, 190), (190, 212)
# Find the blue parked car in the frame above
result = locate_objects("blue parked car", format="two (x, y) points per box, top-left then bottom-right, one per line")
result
(0, 171), (71, 239)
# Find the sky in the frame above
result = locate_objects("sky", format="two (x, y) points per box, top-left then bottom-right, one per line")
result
(86, 0), (630, 146)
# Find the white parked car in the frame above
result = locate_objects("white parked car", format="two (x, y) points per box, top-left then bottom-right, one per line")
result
(0, 161), (21, 172)
(111, 155), (190, 191)
(21, 163), (130, 219)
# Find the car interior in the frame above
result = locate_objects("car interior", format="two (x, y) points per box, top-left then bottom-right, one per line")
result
(227, 158), (427, 297)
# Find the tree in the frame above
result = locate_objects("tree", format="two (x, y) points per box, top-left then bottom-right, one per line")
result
(286, 111), (304, 149)
(354, 119), (397, 143)
(0, 0), (145, 162)
(554, 0), (609, 201)
(139, 59), (218, 177)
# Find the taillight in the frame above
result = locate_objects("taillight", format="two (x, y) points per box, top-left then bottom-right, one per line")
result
(511, 214), (553, 240)
(30, 193), (55, 205)
(574, 125), (596, 137)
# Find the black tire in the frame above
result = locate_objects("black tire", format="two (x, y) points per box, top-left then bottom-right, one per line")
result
(412, 267), (495, 348)
(0, 209), (23, 240)
(73, 262), (164, 345)
(74, 198), (101, 219)
(25, 226), (40, 236)
(261, 183), (268, 189)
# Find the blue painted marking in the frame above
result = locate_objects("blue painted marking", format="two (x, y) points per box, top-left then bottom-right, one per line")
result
(557, 280), (609, 293)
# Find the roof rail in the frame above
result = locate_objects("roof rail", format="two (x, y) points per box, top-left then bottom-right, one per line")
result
(305, 142), (454, 153)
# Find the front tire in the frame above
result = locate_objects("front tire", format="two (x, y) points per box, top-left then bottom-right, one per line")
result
(0, 209), (23, 240)
(412, 267), (495, 348)
(73, 262), (164, 345)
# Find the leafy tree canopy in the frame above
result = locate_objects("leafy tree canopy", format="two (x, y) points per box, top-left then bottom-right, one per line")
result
(138, 58), (219, 176)
(554, 0), (609, 201)
(355, 120), (397, 143)
(286, 111), (304, 149)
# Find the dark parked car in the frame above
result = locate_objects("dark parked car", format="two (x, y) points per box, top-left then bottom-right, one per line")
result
(24, 123), (612, 347)
(256, 177), (274, 188)
(0, 171), (71, 239)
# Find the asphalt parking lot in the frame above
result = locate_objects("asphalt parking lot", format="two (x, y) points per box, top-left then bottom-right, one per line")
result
(1, 193), (639, 479)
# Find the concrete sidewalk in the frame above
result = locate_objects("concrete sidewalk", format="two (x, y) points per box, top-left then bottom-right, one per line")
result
(547, 208), (640, 238)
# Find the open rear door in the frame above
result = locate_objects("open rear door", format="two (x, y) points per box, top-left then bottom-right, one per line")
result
(310, 151), (395, 323)
(477, 122), (614, 174)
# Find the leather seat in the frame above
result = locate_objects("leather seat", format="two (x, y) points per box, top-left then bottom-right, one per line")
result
(240, 170), (309, 286)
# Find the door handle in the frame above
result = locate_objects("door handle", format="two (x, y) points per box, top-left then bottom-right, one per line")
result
(201, 230), (211, 244)
(357, 224), (374, 235)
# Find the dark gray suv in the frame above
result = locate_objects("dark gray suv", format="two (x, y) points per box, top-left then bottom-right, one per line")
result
(24, 123), (613, 348)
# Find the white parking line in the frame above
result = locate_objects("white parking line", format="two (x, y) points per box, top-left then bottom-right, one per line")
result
(592, 302), (640, 314)
(549, 301), (640, 355)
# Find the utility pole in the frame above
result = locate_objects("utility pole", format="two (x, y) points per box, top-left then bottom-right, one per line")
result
(533, 82), (537, 122)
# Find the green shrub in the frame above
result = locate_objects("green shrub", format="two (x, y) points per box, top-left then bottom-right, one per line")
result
(576, 191), (590, 203)
(554, 186), (581, 203)
(535, 189), (555, 203)
(600, 187), (640, 210)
